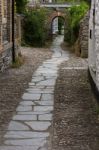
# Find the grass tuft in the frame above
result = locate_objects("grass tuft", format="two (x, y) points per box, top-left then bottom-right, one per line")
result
(11, 55), (24, 68)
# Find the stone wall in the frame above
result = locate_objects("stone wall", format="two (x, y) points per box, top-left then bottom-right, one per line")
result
(0, 44), (12, 72)
(79, 12), (89, 58)
(0, 0), (21, 72)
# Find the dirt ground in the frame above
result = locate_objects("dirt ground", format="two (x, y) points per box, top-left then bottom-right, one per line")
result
(53, 57), (99, 150)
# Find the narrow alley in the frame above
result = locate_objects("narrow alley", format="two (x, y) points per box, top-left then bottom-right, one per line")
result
(0, 36), (99, 150)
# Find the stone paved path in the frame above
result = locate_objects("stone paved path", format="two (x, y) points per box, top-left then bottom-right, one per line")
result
(0, 36), (69, 150)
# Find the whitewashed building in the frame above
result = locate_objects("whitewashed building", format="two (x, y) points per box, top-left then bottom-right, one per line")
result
(88, 0), (99, 93)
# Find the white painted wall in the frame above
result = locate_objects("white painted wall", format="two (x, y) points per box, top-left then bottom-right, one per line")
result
(95, 0), (99, 90)
(89, 0), (99, 90)
(88, 0), (96, 83)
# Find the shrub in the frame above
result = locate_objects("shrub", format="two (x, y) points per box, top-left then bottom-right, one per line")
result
(58, 17), (64, 35)
(11, 55), (24, 68)
(64, 2), (89, 45)
(22, 8), (49, 47)
(15, 0), (28, 13)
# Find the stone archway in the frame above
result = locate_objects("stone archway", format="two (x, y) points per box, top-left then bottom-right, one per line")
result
(47, 11), (66, 35)
(48, 11), (65, 23)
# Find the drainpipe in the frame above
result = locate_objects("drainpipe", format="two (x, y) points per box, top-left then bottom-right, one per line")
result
(12, 0), (15, 63)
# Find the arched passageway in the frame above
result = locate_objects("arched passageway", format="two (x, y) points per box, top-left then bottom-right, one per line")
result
(47, 11), (66, 38)
(52, 16), (65, 35)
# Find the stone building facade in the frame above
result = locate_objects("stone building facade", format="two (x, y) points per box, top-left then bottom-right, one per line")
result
(0, 0), (21, 72)
(0, 0), (12, 71)
(88, 0), (99, 91)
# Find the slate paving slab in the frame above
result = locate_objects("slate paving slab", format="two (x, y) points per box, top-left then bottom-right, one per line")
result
(4, 138), (47, 146)
(27, 89), (54, 94)
(12, 115), (37, 121)
(38, 114), (52, 121)
(25, 121), (51, 131)
(22, 93), (41, 100)
(34, 106), (53, 112)
(31, 76), (44, 82)
(41, 94), (54, 101)
(0, 146), (39, 150)
(7, 121), (30, 131)
(5, 131), (49, 138)
(16, 105), (32, 111)
(36, 100), (54, 106)
(18, 111), (50, 115)
(36, 79), (56, 86)
(20, 101), (35, 106)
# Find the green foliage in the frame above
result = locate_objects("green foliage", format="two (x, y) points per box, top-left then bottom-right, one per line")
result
(95, 106), (99, 115)
(58, 17), (64, 35)
(11, 56), (24, 68)
(15, 0), (28, 13)
(64, 1), (89, 44)
(22, 8), (49, 47)
(55, 0), (90, 4)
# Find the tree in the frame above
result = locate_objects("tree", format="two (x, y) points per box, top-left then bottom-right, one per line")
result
(64, 1), (89, 44)
(22, 8), (49, 47)
(15, 0), (28, 13)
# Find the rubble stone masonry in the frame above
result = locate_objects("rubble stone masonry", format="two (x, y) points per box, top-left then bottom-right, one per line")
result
(0, 0), (11, 72)
(79, 12), (89, 58)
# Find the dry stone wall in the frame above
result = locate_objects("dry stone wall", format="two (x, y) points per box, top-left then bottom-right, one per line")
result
(79, 12), (89, 58)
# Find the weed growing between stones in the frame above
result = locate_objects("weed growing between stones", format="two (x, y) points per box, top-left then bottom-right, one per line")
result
(11, 55), (24, 68)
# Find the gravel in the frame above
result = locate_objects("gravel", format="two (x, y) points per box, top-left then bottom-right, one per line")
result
(52, 56), (99, 150)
